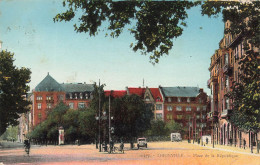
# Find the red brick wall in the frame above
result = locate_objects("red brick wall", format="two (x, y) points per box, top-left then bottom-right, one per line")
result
(33, 91), (65, 126)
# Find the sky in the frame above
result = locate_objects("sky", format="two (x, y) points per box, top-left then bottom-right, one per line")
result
(0, 0), (224, 94)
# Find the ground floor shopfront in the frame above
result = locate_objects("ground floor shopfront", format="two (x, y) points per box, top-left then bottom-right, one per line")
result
(211, 118), (259, 151)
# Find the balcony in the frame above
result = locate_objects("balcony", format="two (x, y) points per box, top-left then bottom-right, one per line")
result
(223, 64), (233, 75)
(220, 109), (232, 118)
(207, 76), (218, 88)
(207, 111), (219, 122)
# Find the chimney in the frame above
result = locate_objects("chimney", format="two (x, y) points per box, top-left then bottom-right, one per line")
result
(199, 88), (203, 93)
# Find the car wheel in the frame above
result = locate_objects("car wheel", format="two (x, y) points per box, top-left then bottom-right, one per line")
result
(137, 144), (139, 149)
(145, 144), (147, 148)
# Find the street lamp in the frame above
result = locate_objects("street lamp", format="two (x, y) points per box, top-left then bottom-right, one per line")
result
(0, 40), (2, 51)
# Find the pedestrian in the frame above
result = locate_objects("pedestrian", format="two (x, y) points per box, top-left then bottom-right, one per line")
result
(206, 138), (208, 144)
(243, 139), (246, 149)
(24, 140), (30, 156)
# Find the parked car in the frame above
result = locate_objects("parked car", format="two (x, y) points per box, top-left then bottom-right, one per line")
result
(171, 133), (182, 142)
(137, 137), (147, 149)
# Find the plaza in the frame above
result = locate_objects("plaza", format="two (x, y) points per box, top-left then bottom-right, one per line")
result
(0, 141), (259, 165)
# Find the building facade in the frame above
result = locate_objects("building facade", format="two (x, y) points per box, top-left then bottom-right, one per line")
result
(208, 20), (259, 149)
(159, 86), (210, 139)
(32, 73), (94, 127)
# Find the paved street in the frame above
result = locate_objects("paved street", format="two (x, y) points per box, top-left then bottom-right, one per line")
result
(0, 141), (259, 165)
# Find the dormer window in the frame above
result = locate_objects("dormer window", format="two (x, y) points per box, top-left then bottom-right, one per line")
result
(80, 93), (83, 99)
(85, 93), (89, 99)
(145, 96), (150, 101)
(75, 93), (77, 99)
(178, 97), (181, 102)
(156, 97), (161, 101)
(69, 93), (72, 99)
(187, 97), (190, 103)
(168, 97), (172, 102)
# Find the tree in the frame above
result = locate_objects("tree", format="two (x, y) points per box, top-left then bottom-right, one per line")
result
(54, 1), (259, 63)
(145, 120), (168, 137)
(112, 94), (153, 143)
(165, 120), (184, 135)
(0, 126), (18, 141)
(0, 50), (31, 136)
(54, 1), (198, 64)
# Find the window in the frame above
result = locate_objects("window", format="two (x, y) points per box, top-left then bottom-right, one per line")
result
(36, 96), (42, 100)
(145, 96), (150, 101)
(80, 93), (83, 99)
(224, 53), (229, 65)
(75, 93), (78, 99)
(78, 102), (85, 109)
(186, 115), (191, 120)
(196, 115), (200, 119)
(47, 103), (52, 109)
(69, 93), (72, 99)
(168, 97), (172, 102)
(85, 93), (89, 99)
(202, 115), (206, 119)
(179, 123), (183, 127)
(225, 98), (229, 109)
(188, 122), (192, 127)
(156, 104), (162, 110)
(177, 115), (183, 119)
(176, 106), (182, 111)
(196, 123), (200, 127)
(37, 103), (42, 109)
(46, 96), (52, 100)
(58, 95), (64, 101)
(199, 98), (202, 103)
(69, 103), (74, 109)
(166, 114), (172, 120)
(186, 106), (191, 111)
(225, 76), (229, 89)
(197, 106), (200, 111)
(38, 113), (42, 119)
(156, 113), (162, 120)
(167, 105), (172, 111)
(203, 106), (207, 111)
(156, 97), (161, 101)
(178, 97), (181, 102)
(187, 97), (190, 103)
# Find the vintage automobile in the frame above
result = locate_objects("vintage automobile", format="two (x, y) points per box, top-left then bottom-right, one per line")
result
(170, 133), (182, 142)
(137, 137), (147, 149)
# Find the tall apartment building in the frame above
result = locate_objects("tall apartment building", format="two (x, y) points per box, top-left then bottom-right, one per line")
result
(208, 20), (259, 148)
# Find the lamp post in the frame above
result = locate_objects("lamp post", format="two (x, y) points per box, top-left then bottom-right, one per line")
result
(0, 40), (2, 51)
(98, 80), (101, 152)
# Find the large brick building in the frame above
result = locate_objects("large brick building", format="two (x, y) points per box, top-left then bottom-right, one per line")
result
(208, 20), (259, 149)
(159, 86), (210, 139)
(32, 73), (94, 126)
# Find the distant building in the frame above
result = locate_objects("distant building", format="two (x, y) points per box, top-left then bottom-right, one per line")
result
(32, 73), (94, 127)
(159, 86), (210, 139)
(143, 87), (164, 121)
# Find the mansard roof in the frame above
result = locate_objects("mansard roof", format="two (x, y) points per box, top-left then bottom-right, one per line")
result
(35, 73), (63, 92)
(160, 86), (200, 97)
(61, 83), (94, 93)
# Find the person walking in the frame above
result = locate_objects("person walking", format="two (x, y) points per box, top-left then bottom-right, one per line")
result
(243, 139), (246, 149)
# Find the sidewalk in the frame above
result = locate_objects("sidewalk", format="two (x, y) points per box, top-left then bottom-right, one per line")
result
(191, 141), (259, 156)
(0, 140), (24, 149)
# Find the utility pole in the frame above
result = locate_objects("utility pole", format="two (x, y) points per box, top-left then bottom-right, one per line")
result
(109, 95), (111, 143)
(98, 79), (101, 152)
